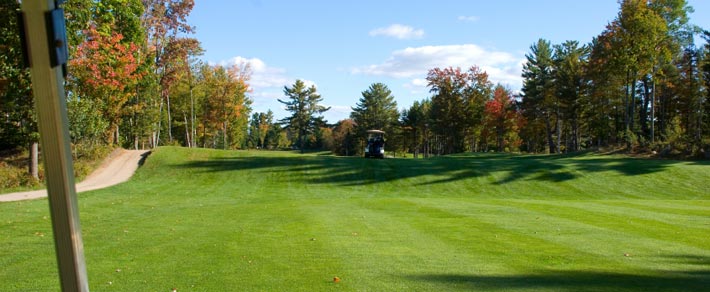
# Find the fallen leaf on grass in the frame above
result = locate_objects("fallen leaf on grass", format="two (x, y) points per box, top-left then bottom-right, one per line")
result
(333, 276), (341, 283)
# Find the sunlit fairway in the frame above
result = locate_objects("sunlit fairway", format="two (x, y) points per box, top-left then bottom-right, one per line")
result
(1, 146), (708, 291)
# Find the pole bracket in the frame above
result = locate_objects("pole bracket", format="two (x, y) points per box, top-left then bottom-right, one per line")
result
(45, 8), (68, 70)
(18, 1), (68, 76)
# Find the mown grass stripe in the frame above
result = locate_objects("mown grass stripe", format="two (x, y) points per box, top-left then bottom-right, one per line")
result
(608, 200), (710, 215)
(501, 200), (710, 250)
(560, 200), (710, 229)
(409, 198), (710, 274)
(388, 198), (624, 272)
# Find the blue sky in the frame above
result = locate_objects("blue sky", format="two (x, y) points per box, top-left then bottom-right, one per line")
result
(188, 0), (710, 123)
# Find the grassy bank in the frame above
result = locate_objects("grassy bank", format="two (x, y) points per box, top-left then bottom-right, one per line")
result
(0, 144), (114, 193)
(1, 147), (708, 291)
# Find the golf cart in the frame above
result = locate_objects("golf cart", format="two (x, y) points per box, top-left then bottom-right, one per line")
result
(364, 130), (385, 158)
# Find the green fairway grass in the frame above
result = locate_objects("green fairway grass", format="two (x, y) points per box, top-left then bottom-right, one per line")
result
(1, 146), (708, 291)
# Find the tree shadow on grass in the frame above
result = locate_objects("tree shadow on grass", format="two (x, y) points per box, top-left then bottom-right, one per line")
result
(660, 254), (710, 267)
(174, 152), (709, 188)
(406, 269), (710, 291)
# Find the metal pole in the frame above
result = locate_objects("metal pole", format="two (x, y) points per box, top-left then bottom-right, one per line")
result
(20, 0), (90, 291)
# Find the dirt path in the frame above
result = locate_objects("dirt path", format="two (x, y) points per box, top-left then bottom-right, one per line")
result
(0, 149), (150, 202)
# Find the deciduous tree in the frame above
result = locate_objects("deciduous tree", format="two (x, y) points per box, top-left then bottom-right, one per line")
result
(199, 64), (252, 149)
(426, 66), (493, 154)
(482, 86), (524, 152)
(141, 0), (196, 145)
(0, 0), (37, 178)
(331, 119), (357, 156)
(70, 28), (143, 145)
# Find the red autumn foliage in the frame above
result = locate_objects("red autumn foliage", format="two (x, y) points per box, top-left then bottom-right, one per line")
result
(70, 27), (144, 144)
(483, 86), (525, 151)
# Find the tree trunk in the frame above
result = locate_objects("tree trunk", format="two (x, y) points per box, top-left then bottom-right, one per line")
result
(571, 117), (579, 152)
(29, 141), (39, 180)
(413, 130), (418, 158)
(190, 86), (196, 148)
(641, 78), (651, 142)
(624, 70), (631, 148)
(156, 95), (164, 147)
(544, 112), (556, 154)
(629, 74), (636, 144)
(223, 121), (227, 150)
(299, 129), (305, 153)
(556, 105), (562, 154)
(624, 70), (639, 149)
(497, 122), (504, 152)
(651, 78), (655, 143)
(167, 93), (173, 143)
(188, 60), (196, 148)
(184, 113), (190, 147)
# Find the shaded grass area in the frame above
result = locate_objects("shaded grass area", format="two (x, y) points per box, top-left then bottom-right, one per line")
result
(175, 149), (709, 199)
(0, 147), (708, 291)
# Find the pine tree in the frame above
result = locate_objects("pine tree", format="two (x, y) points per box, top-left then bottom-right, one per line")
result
(401, 99), (431, 157)
(350, 83), (399, 147)
(278, 80), (329, 153)
(521, 39), (558, 153)
(554, 40), (590, 152)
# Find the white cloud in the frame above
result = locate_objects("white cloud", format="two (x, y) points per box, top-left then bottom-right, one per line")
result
(410, 78), (428, 87)
(351, 44), (524, 88)
(458, 16), (479, 22)
(220, 56), (290, 90)
(323, 105), (352, 123)
(327, 105), (352, 115)
(369, 24), (424, 40)
(219, 56), (321, 96)
(219, 56), (323, 120)
(251, 90), (283, 100)
(402, 78), (429, 95)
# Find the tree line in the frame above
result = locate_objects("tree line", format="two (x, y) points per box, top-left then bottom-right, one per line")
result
(323, 0), (710, 158)
(1, 0), (260, 181)
(2, 0), (710, 175)
(519, 0), (709, 156)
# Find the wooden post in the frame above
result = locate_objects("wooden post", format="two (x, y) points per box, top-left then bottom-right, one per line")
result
(20, 0), (90, 291)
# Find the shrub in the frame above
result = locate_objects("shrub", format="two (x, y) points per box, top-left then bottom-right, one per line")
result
(1, 143), (113, 192)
